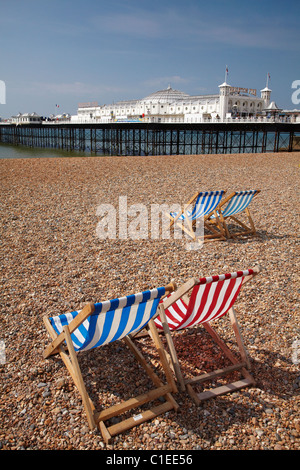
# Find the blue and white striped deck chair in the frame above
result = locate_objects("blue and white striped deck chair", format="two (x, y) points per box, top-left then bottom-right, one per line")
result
(43, 283), (178, 443)
(167, 190), (226, 241)
(210, 190), (261, 238)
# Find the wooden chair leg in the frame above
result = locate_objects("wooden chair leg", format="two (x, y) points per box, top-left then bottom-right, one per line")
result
(147, 318), (178, 394)
(63, 326), (97, 430)
(158, 305), (186, 392)
(219, 214), (231, 238)
(44, 316), (97, 429)
(246, 207), (256, 234)
(228, 307), (251, 369)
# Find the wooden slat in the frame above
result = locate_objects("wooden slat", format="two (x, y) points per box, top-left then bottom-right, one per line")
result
(99, 421), (112, 444)
(184, 362), (247, 386)
(190, 378), (254, 402)
(106, 401), (174, 439)
(95, 384), (171, 422)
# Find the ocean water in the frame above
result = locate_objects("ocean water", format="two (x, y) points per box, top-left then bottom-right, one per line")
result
(0, 143), (88, 159)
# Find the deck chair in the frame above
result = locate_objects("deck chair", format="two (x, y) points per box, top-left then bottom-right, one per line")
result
(43, 283), (179, 443)
(166, 190), (227, 242)
(210, 190), (260, 238)
(154, 268), (260, 404)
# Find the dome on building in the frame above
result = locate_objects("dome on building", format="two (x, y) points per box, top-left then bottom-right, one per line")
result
(142, 85), (190, 104)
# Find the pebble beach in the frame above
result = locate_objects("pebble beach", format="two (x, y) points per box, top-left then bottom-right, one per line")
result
(0, 151), (299, 452)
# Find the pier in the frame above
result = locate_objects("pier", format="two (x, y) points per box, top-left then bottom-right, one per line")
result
(0, 122), (299, 156)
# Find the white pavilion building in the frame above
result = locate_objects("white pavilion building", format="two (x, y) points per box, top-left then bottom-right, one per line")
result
(71, 78), (273, 124)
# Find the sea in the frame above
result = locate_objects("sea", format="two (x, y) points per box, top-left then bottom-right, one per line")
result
(0, 143), (86, 159)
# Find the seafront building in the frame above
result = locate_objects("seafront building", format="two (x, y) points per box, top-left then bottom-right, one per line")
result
(71, 77), (288, 124)
(9, 112), (71, 124)
(11, 112), (42, 124)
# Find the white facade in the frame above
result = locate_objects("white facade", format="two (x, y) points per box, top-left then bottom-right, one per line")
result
(11, 112), (42, 124)
(71, 80), (273, 124)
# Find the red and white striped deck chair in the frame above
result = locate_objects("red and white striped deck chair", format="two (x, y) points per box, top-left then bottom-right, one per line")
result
(155, 268), (260, 403)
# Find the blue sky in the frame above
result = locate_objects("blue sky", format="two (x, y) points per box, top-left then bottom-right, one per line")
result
(0, 0), (299, 118)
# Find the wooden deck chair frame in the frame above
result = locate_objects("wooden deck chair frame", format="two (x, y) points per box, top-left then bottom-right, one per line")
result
(166, 190), (227, 242)
(157, 268), (260, 404)
(43, 283), (179, 444)
(213, 190), (261, 239)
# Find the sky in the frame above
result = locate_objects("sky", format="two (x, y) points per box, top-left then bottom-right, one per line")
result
(0, 0), (300, 118)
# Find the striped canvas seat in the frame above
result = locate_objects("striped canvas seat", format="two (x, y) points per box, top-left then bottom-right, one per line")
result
(43, 283), (179, 443)
(170, 190), (225, 221)
(155, 270), (253, 331)
(220, 190), (257, 217)
(50, 287), (166, 352)
(209, 190), (260, 238)
(213, 190), (258, 218)
(167, 190), (226, 241)
(156, 268), (260, 401)
(156, 296), (188, 331)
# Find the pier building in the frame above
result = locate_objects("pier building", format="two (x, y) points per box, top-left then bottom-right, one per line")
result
(11, 112), (42, 124)
(72, 78), (273, 124)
